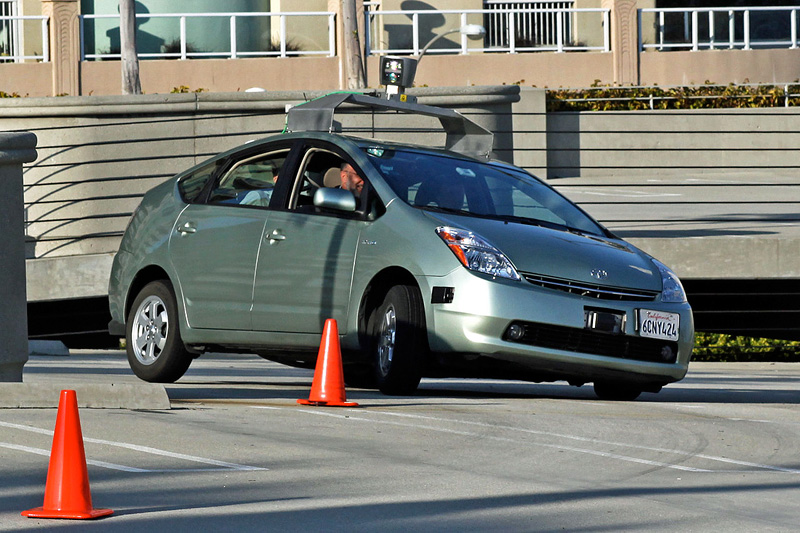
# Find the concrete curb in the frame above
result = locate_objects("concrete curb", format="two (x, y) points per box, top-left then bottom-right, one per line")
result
(0, 383), (171, 409)
(28, 340), (70, 356)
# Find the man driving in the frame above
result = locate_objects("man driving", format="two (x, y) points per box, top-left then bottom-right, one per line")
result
(340, 162), (364, 197)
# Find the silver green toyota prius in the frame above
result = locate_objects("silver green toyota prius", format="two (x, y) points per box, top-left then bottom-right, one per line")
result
(108, 93), (693, 400)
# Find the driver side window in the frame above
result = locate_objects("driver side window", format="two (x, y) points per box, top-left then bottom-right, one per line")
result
(289, 149), (350, 210)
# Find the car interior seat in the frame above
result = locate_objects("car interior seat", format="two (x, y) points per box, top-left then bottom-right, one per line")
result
(323, 167), (341, 188)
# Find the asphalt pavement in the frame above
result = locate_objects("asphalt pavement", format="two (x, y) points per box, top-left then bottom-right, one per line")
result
(1, 351), (799, 531)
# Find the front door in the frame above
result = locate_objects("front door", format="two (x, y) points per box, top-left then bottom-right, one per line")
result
(251, 147), (365, 334)
(251, 211), (363, 333)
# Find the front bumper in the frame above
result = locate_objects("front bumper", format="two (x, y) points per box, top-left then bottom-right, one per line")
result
(419, 268), (694, 385)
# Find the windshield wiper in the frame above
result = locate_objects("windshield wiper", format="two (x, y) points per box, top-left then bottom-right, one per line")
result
(419, 206), (603, 236)
(417, 205), (474, 217)
(490, 214), (558, 230)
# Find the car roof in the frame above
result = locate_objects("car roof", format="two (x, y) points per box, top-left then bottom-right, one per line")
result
(220, 131), (489, 164)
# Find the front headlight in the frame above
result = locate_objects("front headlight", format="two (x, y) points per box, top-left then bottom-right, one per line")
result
(435, 226), (520, 281)
(652, 259), (686, 303)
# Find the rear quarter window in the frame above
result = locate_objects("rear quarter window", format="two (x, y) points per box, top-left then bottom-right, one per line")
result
(178, 160), (223, 203)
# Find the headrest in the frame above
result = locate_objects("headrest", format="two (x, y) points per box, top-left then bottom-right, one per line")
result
(323, 167), (341, 188)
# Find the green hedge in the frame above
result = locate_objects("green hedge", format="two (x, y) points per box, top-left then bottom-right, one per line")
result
(547, 81), (800, 112)
(693, 333), (800, 362)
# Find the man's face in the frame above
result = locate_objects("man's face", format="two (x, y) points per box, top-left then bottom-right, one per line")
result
(341, 164), (364, 197)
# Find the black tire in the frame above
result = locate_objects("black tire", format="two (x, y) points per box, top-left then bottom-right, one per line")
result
(126, 280), (193, 383)
(593, 381), (642, 401)
(369, 284), (426, 395)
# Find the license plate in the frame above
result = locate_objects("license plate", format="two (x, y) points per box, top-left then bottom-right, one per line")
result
(638, 309), (680, 341)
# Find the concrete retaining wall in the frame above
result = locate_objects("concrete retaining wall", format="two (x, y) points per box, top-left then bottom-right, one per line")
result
(547, 108), (800, 179)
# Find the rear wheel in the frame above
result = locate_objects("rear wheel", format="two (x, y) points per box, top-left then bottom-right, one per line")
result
(126, 280), (193, 383)
(370, 284), (426, 395)
(593, 381), (642, 401)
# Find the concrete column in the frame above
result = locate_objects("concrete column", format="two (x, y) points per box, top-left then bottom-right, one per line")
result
(602, 0), (640, 85)
(0, 132), (37, 382)
(42, 0), (80, 96)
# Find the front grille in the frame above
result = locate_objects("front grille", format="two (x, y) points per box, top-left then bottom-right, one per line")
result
(504, 320), (678, 364)
(520, 272), (659, 302)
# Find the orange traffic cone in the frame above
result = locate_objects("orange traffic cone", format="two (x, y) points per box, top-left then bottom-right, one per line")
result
(22, 390), (113, 520)
(298, 319), (359, 407)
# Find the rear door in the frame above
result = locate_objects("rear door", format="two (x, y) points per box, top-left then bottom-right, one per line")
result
(169, 144), (293, 330)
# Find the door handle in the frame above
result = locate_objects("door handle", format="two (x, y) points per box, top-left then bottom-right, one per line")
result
(177, 222), (197, 235)
(267, 229), (286, 244)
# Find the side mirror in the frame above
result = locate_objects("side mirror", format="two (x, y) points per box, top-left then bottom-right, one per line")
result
(313, 187), (357, 212)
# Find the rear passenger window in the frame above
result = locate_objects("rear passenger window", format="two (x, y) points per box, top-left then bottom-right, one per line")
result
(208, 150), (288, 208)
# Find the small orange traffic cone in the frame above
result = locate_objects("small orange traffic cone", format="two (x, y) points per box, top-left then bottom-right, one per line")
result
(298, 319), (359, 407)
(22, 390), (113, 520)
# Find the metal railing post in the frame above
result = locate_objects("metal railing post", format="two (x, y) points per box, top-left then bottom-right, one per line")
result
(460, 12), (467, 54)
(556, 9), (563, 52)
(329, 13), (336, 57)
(691, 10), (698, 51)
(12, 13), (20, 61)
(728, 10), (734, 49)
(792, 10), (797, 49)
(509, 10), (516, 53)
(744, 9), (750, 50)
(604, 9), (610, 52)
(412, 12), (419, 54)
(230, 16), (237, 58)
(180, 16), (187, 59)
(43, 17), (50, 62)
(708, 10), (715, 50)
(280, 15), (287, 57)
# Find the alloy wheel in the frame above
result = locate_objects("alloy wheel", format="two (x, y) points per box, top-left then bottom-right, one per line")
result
(132, 295), (169, 366)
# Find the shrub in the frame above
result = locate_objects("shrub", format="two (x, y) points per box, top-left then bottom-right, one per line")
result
(170, 85), (206, 93)
(693, 332), (800, 362)
(547, 80), (800, 112)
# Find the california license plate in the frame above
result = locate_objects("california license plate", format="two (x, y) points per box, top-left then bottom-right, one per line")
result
(638, 309), (680, 341)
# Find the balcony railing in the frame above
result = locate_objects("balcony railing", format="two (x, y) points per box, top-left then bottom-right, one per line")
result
(484, 1), (575, 49)
(640, 6), (800, 51)
(0, 15), (49, 62)
(79, 12), (336, 60)
(365, 6), (610, 55)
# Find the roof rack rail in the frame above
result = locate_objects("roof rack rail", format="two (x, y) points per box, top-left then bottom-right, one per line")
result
(286, 92), (494, 159)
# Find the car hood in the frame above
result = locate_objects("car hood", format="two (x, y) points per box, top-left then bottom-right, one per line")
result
(424, 211), (661, 291)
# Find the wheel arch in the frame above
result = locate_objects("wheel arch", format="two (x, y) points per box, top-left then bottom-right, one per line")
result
(125, 265), (174, 321)
(356, 266), (423, 349)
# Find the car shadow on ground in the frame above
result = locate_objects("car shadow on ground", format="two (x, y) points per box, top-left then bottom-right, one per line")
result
(164, 375), (800, 406)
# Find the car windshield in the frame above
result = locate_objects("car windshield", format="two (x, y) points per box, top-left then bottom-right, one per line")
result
(363, 147), (606, 236)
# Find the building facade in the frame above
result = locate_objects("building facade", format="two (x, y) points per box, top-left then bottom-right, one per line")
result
(2, 1), (800, 96)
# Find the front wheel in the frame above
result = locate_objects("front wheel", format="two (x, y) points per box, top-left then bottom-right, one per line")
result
(593, 381), (642, 401)
(370, 284), (426, 395)
(126, 280), (193, 383)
